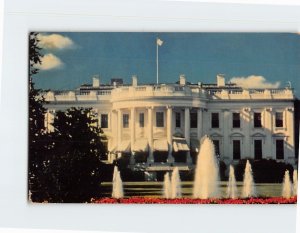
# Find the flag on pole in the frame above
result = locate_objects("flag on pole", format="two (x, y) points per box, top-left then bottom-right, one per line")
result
(157, 38), (163, 46)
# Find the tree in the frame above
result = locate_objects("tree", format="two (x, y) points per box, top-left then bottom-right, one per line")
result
(45, 107), (107, 203)
(28, 32), (50, 201)
(28, 32), (108, 203)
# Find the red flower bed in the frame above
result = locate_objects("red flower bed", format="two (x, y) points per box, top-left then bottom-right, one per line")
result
(91, 196), (297, 204)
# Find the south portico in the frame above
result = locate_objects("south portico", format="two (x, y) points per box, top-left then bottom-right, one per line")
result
(109, 101), (207, 168)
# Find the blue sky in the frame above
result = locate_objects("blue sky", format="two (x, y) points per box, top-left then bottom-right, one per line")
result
(33, 32), (300, 96)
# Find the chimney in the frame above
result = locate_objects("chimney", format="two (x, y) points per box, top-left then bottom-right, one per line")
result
(179, 74), (186, 85)
(217, 74), (225, 87)
(132, 75), (138, 86)
(92, 75), (100, 87)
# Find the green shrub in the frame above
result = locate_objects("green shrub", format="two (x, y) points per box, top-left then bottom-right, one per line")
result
(219, 160), (227, 181)
(234, 159), (295, 183)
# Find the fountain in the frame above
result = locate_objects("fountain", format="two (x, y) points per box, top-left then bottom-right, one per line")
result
(28, 190), (32, 202)
(293, 170), (298, 196)
(112, 166), (124, 198)
(193, 136), (219, 199)
(171, 167), (182, 198)
(282, 170), (292, 199)
(242, 160), (256, 198)
(163, 172), (172, 198)
(227, 165), (238, 199)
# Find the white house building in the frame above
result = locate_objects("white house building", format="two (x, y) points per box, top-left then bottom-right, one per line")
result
(43, 74), (298, 174)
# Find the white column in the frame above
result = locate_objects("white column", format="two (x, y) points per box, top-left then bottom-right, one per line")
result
(185, 108), (192, 164)
(242, 108), (251, 160)
(130, 108), (136, 165)
(111, 110), (118, 156)
(117, 109), (122, 158)
(147, 107), (154, 163)
(286, 107), (295, 162)
(265, 108), (273, 159)
(223, 110), (230, 159)
(167, 106), (174, 163)
(197, 108), (203, 140)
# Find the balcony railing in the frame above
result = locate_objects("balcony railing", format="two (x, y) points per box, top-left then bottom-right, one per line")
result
(111, 85), (207, 100)
(43, 85), (294, 103)
(209, 88), (293, 100)
(43, 90), (111, 102)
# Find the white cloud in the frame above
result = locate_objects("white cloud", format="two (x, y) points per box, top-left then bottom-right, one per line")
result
(38, 33), (74, 50)
(35, 53), (63, 70)
(230, 75), (280, 89)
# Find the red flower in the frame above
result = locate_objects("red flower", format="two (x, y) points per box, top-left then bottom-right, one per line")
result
(91, 196), (297, 204)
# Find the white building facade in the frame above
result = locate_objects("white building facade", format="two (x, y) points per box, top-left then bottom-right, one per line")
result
(43, 75), (298, 172)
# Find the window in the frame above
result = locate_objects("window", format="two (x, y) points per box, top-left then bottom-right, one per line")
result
(123, 114), (129, 128)
(276, 139), (284, 159)
(190, 112), (197, 128)
(211, 113), (219, 128)
(175, 112), (181, 128)
(232, 113), (240, 128)
(100, 114), (108, 128)
(156, 112), (164, 127)
(139, 113), (144, 127)
(213, 140), (220, 156)
(233, 140), (241, 160)
(254, 140), (262, 160)
(275, 112), (283, 127)
(254, 112), (262, 128)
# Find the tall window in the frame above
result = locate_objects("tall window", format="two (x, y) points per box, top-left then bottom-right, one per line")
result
(190, 112), (197, 128)
(123, 114), (129, 128)
(233, 140), (241, 160)
(139, 113), (144, 127)
(156, 112), (164, 127)
(254, 140), (262, 160)
(275, 112), (283, 127)
(211, 113), (219, 128)
(101, 114), (108, 128)
(213, 140), (220, 156)
(276, 139), (284, 159)
(232, 113), (240, 128)
(175, 112), (181, 128)
(254, 112), (262, 128)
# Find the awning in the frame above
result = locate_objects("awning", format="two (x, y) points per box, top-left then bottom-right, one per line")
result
(173, 137), (190, 152)
(108, 140), (117, 152)
(118, 140), (131, 152)
(132, 138), (149, 152)
(153, 139), (168, 152)
(190, 139), (200, 153)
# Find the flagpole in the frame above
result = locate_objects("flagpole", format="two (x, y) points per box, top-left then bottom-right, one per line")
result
(156, 38), (159, 85)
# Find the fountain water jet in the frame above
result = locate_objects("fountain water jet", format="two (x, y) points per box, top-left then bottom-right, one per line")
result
(242, 160), (256, 198)
(193, 136), (219, 199)
(171, 167), (182, 198)
(282, 170), (292, 199)
(293, 170), (298, 196)
(163, 172), (172, 198)
(112, 166), (124, 198)
(227, 165), (238, 199)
